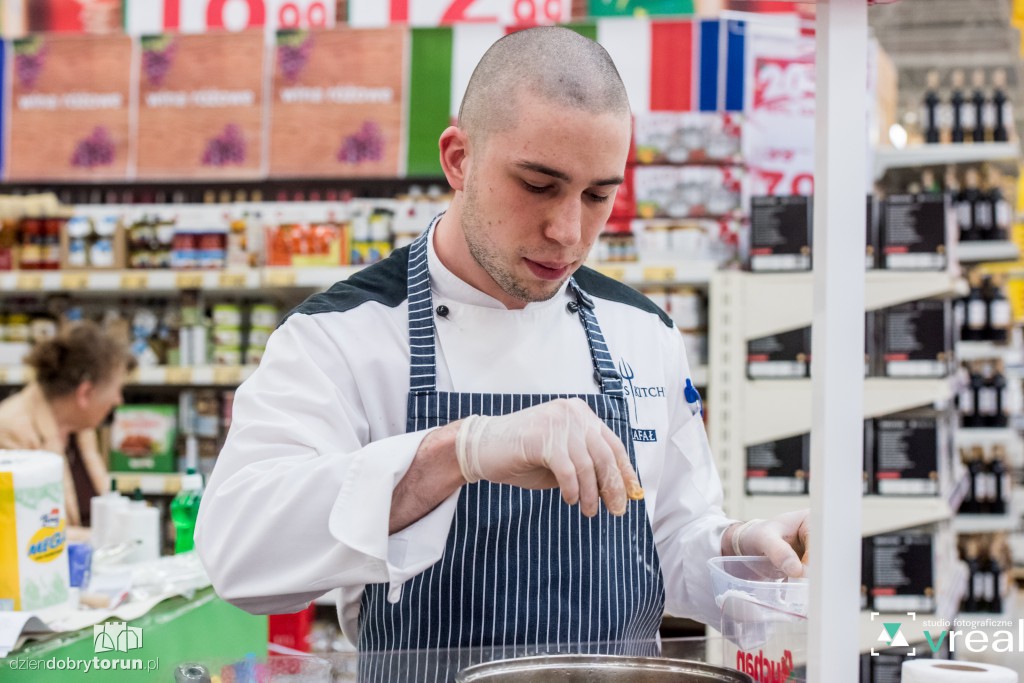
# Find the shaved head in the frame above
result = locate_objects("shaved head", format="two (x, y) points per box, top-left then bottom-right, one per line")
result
(457, 26), (631, 145)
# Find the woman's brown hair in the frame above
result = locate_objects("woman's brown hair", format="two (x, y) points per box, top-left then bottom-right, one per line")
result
(24, 321), (136, 399)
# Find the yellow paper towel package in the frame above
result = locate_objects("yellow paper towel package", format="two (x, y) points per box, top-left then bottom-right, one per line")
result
(0, 450), (70, 612)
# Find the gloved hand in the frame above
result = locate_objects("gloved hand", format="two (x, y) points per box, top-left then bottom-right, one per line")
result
(731, 509), (809, 578)
(455, 398), (644, 517)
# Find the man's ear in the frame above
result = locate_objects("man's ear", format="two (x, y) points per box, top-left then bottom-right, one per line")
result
(439, 126), (470, 191)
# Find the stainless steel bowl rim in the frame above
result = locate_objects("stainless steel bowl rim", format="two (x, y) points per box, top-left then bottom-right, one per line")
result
(456, 654), (755, 682)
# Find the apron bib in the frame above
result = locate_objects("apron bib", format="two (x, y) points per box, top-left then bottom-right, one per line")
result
(358, 227), (665, 680)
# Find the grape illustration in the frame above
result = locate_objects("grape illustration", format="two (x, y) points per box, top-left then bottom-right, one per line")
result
(202, 124), (247, 167)
(277, 34), (313, 83)
(15, 44), (47, 90)
(337, 121), (385, 164)
(142, 39), (177, 87)
(70, 126), (116, 168)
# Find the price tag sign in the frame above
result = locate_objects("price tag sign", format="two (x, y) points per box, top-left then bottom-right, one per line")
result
(348, 0), (569, 27)
(213, 366), (242, 385)
(121, 272), (149, 290)
(594, 265), (627, 282)
(176, 272), (204, 289)
(642, 266), (677, 283)
(266, 270), (297, 287)
(16, 274), (43, 290)
(165, 367), (193, 385)
(61, 273), (90, 290)
(219, 271), (248, 288)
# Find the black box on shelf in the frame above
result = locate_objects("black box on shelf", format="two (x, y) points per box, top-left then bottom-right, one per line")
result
(748, 195), (812, 272)
(745, 433), (809, 495)
(873, 411), (946, 496)
(861, 537), (872, 612)
(863, 419), (874, 496)
(880, 193), (950, 270)
(866, 195), (878, 271)
(746, 327), (810, 379)
(880, 299), (952, 378)
(870, 531), (936, 613)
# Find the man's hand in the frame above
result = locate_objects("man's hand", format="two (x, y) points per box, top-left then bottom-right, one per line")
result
(725, 509), (809, 578)
(455, 398), (643, 517)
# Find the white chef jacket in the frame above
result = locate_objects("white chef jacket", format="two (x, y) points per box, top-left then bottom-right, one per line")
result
(195, 228), (736, 643)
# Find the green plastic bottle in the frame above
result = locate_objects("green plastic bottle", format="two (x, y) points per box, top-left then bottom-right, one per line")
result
(170, 468), (203, 554)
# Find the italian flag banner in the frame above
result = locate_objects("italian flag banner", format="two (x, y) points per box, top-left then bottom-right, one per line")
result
(405, 18), (745, 175)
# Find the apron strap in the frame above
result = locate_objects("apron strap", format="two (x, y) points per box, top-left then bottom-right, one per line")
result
(405, 220), (623, 398)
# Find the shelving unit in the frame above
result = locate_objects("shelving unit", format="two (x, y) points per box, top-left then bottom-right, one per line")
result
(0, 364), (260, 387)
(957, 241), (1021, 265)
(873, 143), (1020, 180)
(708, 269), (962, 523)
(746, 481), (967, 537)
(109, 473), (184, 495)
(0, 260), (718, 296)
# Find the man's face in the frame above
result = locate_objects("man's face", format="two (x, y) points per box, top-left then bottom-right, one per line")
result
(459, 91), (631, 306)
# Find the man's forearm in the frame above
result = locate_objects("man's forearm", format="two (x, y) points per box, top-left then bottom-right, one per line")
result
(389, 421), (467, 535)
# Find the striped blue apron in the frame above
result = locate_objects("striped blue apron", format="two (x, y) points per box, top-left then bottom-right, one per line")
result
(358, 228), (665, 680)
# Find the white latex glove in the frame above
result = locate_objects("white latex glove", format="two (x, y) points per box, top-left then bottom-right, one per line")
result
(733, 509), (810, 578)
(455, 398), (644, 517)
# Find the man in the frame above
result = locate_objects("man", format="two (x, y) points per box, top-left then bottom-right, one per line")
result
(196, 25), (808, 670)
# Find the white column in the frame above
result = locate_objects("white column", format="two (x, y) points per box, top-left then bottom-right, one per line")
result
(809, 1), (867, 681)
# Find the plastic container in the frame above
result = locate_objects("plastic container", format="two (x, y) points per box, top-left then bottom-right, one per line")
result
(708, 556), (808, 615)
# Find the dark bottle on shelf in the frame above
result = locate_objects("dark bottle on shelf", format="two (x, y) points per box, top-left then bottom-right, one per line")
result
(985, 551), (1003, 614)
(967, 168), (995, 241)
(971, 70), (987, 143)
(992, 68), (1013, 143)
(957, 169), (981, 242)
(964, 445), (986, 511)
(967, 364), (987, 428)
(990, 444), (1009, 515)
(989, 360), (1009, 428)
(957, 362), (974, 423)
(977, 362), (999, 431)
(965, 273), (988, 340)
(988, 167), (1012, 241)
(987, 275), (1012, 344)
(963, 541), (981, 611)
(922, 70), (942, 144)
(987, 544), (1003, 614)
(951, 69), (968, 143)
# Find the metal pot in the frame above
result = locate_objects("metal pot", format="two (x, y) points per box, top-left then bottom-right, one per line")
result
(456, 655), (755, 682)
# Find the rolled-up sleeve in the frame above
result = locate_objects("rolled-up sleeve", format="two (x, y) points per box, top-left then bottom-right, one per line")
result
(195, 313), (459, 616)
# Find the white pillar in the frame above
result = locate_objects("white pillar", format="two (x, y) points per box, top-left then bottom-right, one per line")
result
(809, 1), (868, 681)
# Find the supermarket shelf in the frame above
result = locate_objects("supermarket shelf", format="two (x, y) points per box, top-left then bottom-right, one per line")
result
(0, 365), (258, 386)
(952, 509), (1020, 534)
(957, 241), (1021, 264)
(692, 365), (708, 387)
(0, 268), (264, 294)
(955, 427), (1021, 446)
(859, 561), (968, 653)
(588, 260), (720, 287)
(956, 341), (1023, 364)
(731, 271), (960, 340)
(109, 473), (183, 496)
(874, 143), (1020, 179)
(0, 260), (721, 296)
(743, 377), (955, 446)
(743, 488), (965, 538)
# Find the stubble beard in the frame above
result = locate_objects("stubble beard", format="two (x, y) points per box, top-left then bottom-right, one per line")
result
(461, 182), (566, 304)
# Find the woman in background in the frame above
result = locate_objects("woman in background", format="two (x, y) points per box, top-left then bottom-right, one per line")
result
(0, 320), (135, 538)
